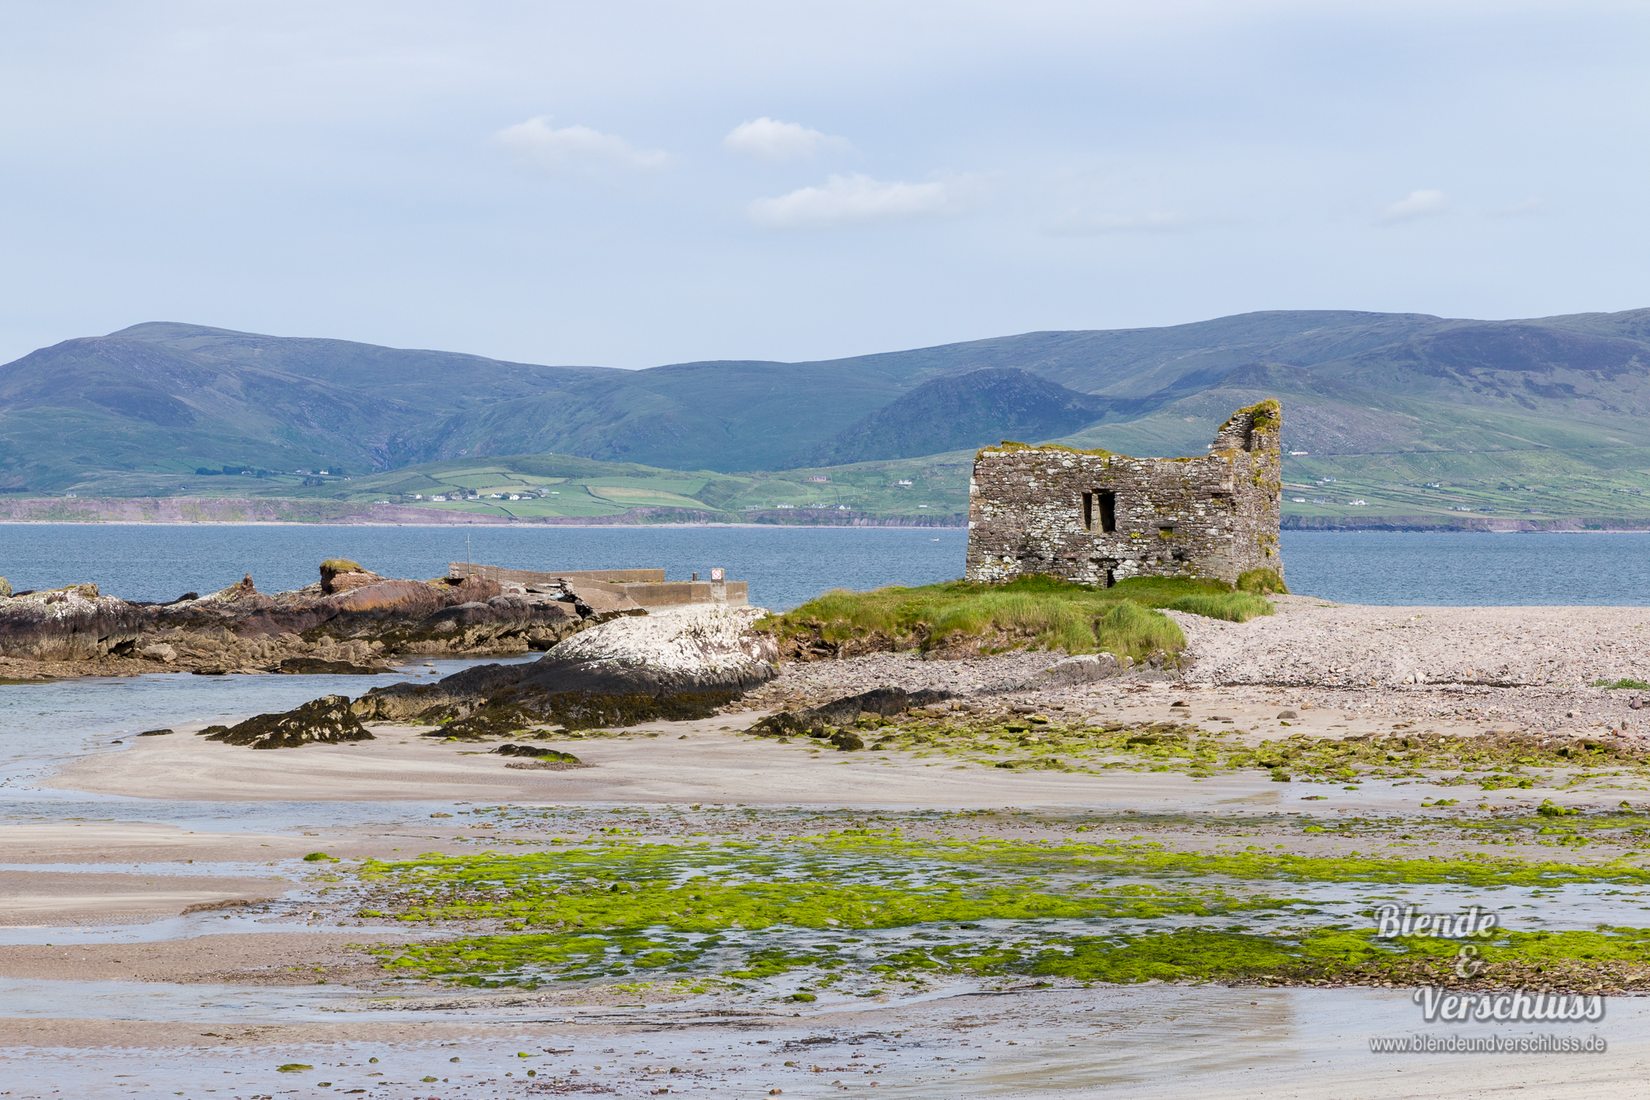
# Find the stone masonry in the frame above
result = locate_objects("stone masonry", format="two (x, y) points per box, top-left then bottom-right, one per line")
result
(964, 400), (1283, 587)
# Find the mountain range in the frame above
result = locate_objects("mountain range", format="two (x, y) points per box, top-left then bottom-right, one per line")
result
(3, 310), (1649, 526)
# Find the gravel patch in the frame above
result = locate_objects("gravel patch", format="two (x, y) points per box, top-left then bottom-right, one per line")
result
(746, 598), (1650, 738)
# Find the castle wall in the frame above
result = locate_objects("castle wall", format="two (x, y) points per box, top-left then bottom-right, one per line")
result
(964, 401), (1283, 587)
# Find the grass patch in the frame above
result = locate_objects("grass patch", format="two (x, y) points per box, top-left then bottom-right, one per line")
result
(1236, 567), (1288, 595)
(758, 574), (1272, 662)
(1594, 678), (1650, 691)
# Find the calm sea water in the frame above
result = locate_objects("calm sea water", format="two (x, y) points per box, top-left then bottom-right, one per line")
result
(2, 524), (1649, 608)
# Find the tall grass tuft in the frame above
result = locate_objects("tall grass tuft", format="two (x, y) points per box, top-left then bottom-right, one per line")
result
(761, 573), (1273, 663)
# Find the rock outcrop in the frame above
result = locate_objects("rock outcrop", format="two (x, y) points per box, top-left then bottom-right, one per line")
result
(0, 583), (146, 663)
(358, 605), (779, 731)
(0, 562), (625, 679)
(1022, 653), (1129, 687)
(748, 686), (953, 749)
(199, 695), (374, 749)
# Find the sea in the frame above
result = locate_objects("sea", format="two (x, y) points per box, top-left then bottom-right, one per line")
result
(2, 524), (1649, 610)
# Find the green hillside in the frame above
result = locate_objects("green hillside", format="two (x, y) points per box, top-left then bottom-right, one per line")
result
(4, 309), (1650, 527)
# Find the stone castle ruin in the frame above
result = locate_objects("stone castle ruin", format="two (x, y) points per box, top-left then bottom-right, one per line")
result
(965, 400), (1283, 588)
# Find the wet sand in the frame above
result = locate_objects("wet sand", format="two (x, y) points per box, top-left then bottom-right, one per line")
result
(0, 981), (1635, 1098)
(8, 595), (1650, 1096)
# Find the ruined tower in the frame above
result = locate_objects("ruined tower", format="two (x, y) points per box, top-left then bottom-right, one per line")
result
(964, 400), (1283, 587)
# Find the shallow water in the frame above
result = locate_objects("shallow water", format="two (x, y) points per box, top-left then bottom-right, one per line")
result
(0, 654), (536, 831)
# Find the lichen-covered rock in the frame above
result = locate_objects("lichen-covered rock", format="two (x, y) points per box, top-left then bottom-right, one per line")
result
(358, 605), (779, 730)
(546, 605), (779, 692)
(803, 686), (953, 726)
(493, 743), (587, 769)
(749, 686), (952, 743)
(318, 559), (374, 595)
(0, 585), (145, 661)
(1025, 653), (1126, 687)
(200, 695), (374, 749)
(424, 703), (551, 740)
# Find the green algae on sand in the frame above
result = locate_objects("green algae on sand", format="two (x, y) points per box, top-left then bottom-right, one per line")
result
(354, 831), (1650, 991)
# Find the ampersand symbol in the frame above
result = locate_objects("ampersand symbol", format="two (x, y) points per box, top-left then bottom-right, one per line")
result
(1454, 944), (1484, 979)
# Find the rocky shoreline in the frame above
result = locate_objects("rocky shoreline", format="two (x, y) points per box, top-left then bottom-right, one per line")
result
(0, 496), (969, 527)
(0, 560), (638, 680)
(10, 498), (1650, 531)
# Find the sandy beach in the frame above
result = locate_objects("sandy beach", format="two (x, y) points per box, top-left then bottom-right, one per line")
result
(3, 595), (1649, 1096)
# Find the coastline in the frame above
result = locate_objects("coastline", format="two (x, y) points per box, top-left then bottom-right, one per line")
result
(0, 518), (967, 530)
(6, 512), (1650, 532)
(4, 596), (1650, 1094)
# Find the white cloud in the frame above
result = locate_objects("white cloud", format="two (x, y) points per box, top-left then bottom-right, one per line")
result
(1380, 188), (1449, 223)
(748, 173), (960, 228)
(494, 116), (670, 173)
(722, 117), (850, 160)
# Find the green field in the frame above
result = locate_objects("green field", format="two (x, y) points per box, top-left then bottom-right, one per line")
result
(166, 454), (971, 523)
(26, 440), (1650, 527)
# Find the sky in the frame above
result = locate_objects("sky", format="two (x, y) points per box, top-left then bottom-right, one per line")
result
(2, 0), (1648, 369)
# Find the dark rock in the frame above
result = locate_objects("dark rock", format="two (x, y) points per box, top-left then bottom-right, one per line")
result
(747, 711), (815, 739)
(805, 687), (953, 726)
(426, 704), (550, 740)
(388, 595), (582, 653)
(493, 743), (579, 761)
(494, 743), (588, 769)
(827, 730), (865, 751)
(749, 687), (952, 742)
(493, 742), (547, 757)
(136, 728), (174, 737)
(200, 695), (374, 749)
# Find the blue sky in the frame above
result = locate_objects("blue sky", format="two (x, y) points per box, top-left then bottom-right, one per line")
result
(2, 1), (1647, 368)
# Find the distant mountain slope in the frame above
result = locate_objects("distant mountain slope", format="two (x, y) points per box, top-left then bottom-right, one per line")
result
(0, 323), (617, 490)
(814, 367), (1111, 465)
(3, 310), (1650, 530)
